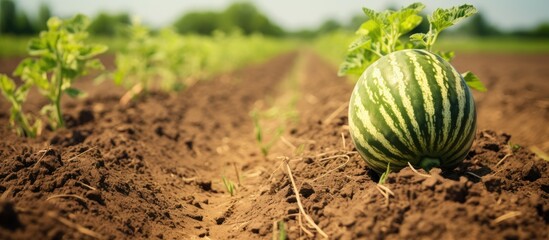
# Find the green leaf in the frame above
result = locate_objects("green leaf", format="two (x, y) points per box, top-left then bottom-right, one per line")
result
(392, 3), (425, 34)
(462, 71), (487, 92)
(85, 58), (105, 70)
(36, 57), (56, 72)
(78, 44), (108, 60)
(13, 59), (35, 76)
(65, 14), (90, 33)
(348, 35), (371, 51)
(28, 38), (49, 56)
(340, 3), (426, 77)
(64, 88), (85, 98)
(430, 4), (478, 32)
(31, 73), (50, 90)
(398, 14), (423, 34)
(362, 7), (380, 21)
(356, 19), (381, 39)
(338, 48), (379, 77)
(0, 75), (16, 94)
(436, 51), (455, 62)
(47, 17), (62, 31)
(410, 33), (426, 48)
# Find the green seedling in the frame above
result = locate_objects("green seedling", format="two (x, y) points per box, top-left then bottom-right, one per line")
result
(251, 109), (284, 156)
(0, 75), (41, 137)
(277, 221), (287, 240)
(508, 142), (521, 153)
(0, 14), (107, 135)
(294, 144), (305, 155)
(222, 176), (236, 196)
(378, 162), (391, 185)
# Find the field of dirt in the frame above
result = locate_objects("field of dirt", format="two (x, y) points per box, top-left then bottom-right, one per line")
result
(0, 51), (547, 239)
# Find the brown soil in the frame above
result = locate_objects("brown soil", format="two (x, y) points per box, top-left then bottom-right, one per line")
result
(0, 52), (547, 240)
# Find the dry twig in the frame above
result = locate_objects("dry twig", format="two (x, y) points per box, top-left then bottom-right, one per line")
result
(376, 184), (395, 206)
(493, 211), (521, 224)
(407, 162), (432, 178)
(285, 162), (328, 239)
(322, 103), (347, 126)
(46, 194), (87, 202)
(47, 211), (104, 239)
(67, 147), (96, 162)
(496, 153), (513, 167)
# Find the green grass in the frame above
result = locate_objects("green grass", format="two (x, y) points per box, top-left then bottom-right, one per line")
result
(0, 35), (127, 57)
(436, 37), (549, 54)
(0, 35), (31, 57)
(90, 36), (129, 54)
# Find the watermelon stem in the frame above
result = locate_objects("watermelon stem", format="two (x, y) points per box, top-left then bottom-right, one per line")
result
(419, 157), (440, 172)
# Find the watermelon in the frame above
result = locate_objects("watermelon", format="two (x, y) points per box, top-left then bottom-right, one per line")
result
(348, 49), (476, 173)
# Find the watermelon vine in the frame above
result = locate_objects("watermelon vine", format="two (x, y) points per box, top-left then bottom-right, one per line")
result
(341, 3), (486, 173)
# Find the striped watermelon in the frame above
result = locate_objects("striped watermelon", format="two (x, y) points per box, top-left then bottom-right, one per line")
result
(348, 49), (476, 173)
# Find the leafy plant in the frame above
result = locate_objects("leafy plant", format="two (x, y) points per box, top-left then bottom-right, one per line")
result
(113, 19), (158, 102)
(0, 75), (41, 137)
(410, 5), (478, 52)
(0, 14), (107, 135)
(339, 3), (486, 92)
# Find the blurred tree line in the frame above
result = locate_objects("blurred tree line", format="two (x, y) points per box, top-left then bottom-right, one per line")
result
(1, 0), (548, 38)
(172, 2), (284, 36)
(0, 0), (50, 35)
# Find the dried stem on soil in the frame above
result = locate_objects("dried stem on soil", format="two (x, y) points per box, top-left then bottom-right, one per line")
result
(297, 212), (314, 237)
(496, 153), (513, 167)
(32, 149), (51, 169)
(530, 146), (549, 161)
(493, 211), (522, 224)
(407, 162), (432, 178)
(233, 162), (241, 186)
(341, 132), (346, 149)
(466, 172), (482, 179)
(322, 102), (347, 126)
(285, 162), (328, 239)
(376, 184), (395, 206)
(280, 136), (296, 150)
(46, 194), (87, 202)
(120, 83), (143, 106)
(47, 211), (104, 239)
(310, 154), (351, 182)
(76, 181), (97, 191)
(67, 147), (96, 162)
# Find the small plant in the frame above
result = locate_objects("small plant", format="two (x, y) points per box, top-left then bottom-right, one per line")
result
(378, 163), (391, 185)
(251, 109), (285, 156)
(508, 142), (521, 153)
(113, 19), (158, 103)
(0, 75), (41, 137)
(0, 14), (107, 135)
(277, 221), (287, 240)
(222, 176), (236, 196)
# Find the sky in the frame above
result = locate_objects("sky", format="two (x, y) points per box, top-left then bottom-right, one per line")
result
(16, 0), (549, 31)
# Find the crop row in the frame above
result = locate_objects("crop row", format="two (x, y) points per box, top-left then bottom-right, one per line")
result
(0, 14), (294, 137)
